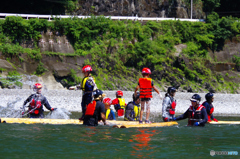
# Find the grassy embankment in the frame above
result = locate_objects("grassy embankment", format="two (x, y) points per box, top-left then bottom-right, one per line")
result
(1, 13), (240, 92)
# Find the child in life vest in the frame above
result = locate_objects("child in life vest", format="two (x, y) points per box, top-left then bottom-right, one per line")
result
(112, 90), (126, 118)
(103, 98), (116, 120)
(134, 67), (162, 123)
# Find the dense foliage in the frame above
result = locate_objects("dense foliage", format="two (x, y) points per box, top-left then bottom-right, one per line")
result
(0, 14), (240, 92)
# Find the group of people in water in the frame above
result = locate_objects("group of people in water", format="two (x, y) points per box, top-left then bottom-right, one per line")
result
(22, 65), (218, 127)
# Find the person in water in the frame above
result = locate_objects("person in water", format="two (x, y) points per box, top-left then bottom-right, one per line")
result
(83, 89), (107, 126)
(22, 83), (56, 118)
(103, 98), (116, 120)
(134, 67), (162, 124)
(112, 90), (126, 118)
(174, 94), (208, 126)
(79, 65), (97, 120)
(162, 87), (177, 122)
(124, 92), (141, 121)
(202, 93), (218, 122)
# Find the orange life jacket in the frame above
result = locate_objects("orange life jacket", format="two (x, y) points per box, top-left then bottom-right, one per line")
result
(139, 78), (153, 98)
(85, 101), (97, 116)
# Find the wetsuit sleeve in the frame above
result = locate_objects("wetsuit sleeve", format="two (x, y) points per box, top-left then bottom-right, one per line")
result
(203, 102), (210, 114)
(199, 108), (208, 125)
(125, 103), (134, 121)
(110, 109), (116, 120)
(175, 109), (189, 121)
(23, 94), (34, 105)
(42, 96), (52, 111)
(162, 97), (170, 118)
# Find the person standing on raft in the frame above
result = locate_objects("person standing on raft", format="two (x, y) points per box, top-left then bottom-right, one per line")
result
(174, 94), (208, 126)
(202, 93), (218, 122)
(79, 65), (97, 120)
(134, 67), (162, 123)
(22, 83), (56, 118)
(162, 87), (177, 122)
(124, 92), (141, 121)
(83, 89), (107, 126)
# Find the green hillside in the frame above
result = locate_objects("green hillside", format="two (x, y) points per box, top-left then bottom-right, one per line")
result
(1, 14), (240, 92)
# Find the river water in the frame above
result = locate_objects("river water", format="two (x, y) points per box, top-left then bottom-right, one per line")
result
(0, 89), (240, 158)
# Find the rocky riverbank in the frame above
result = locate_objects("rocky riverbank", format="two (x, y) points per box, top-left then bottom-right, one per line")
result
(0, 89), (239, 116)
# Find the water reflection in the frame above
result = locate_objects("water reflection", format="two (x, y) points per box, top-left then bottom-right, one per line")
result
(129, 129), (162, 158)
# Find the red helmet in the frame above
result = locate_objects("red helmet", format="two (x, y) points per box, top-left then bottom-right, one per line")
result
(116, 90), (123, 97)
(82, 65), (92, 73)
(33, 83), (42, 89)
(142, 67), (151, 74)
(103, 98), (112, 105)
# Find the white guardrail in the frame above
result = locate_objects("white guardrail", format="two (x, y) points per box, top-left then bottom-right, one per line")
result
(0, 13), (205, 22)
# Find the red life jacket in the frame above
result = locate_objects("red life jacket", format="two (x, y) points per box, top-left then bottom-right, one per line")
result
(85, 101), (97, 116)
(166, 96), (177, 115)
(169, 101), (176, 115)
(29, 98), (42, 115)
(188, 105), (205, 126)
(139, 78), (152, 98)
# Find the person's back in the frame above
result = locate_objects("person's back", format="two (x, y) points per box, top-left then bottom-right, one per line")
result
(124, 92), (141, 121)
(83, 100), (105, 126)
(112, 90), (126, 118)
(83, 89), (106, 126)
(103, 98), (116, 120)
(135, 68), (162, 123)
(105, 108), (116, 120)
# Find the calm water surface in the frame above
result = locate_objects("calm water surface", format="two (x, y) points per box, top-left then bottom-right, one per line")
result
(0, 116), (240, 159)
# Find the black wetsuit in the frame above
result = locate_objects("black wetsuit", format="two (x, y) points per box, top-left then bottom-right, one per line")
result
(83, 100), (105, 126)
(23, 93), (52, 118)
(175, 105), (208, 126)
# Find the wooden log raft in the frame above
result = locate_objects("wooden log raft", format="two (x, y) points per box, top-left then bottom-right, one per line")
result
(0, 118), (178, 128)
